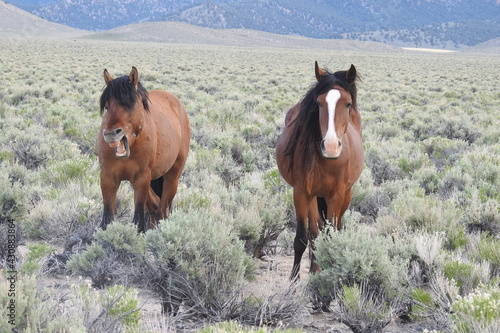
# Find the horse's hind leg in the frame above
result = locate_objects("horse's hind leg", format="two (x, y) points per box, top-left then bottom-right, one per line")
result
(325, 188), (351, 231)
(159, 160), (185, 220)
(337, 188), (352, 230)
(146, 187), (161, 228)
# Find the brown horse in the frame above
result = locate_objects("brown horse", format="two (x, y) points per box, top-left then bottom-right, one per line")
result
(97, 67), (190, 232)
(276, 62), (364, 279)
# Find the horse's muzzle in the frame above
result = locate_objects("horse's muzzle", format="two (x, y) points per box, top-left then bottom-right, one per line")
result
(321, 139), (342, 159)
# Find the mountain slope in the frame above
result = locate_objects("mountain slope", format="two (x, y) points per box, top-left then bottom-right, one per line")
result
(0, 1), (87, 38)
(84, 21), (404, 52)
(7, 0), (500, 49)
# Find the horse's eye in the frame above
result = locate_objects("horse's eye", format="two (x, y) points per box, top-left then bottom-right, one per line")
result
(317, 101), (323, 108)
(346, 103), (352, 108)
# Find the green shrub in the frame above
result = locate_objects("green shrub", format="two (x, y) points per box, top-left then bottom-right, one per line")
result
(455, 147), (499, 201)
(144, 208), (256, 315)
(67, 220), (145, 288)
(0, 165), (27, 225)
(423, 137), (468, 171)
(443, 260), (488, 295)
(364, 145), (404, 185)
(410, 288), (435, 321)
(415, 166), (441, 195)
(452, 284), (500, 333)
(24, 180), (104, 241)
(20, 243), (54, 275)
(474, 235), (500, 275)
(309, 224), (409, 311)
(41, 158), (94, 186)
(386, 189), (462, 248)
(0, 274), (85, 332)
(461, 197), (499, 235)
(102, 285), (141, 332)
(335, 283), (392, 333)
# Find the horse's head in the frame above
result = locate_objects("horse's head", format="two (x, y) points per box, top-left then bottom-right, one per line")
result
(99, 67), (149, 159)
(314, 61), (358, 159)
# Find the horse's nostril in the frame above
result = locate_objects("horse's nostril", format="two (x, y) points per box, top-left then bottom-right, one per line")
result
(115, 128), (123, 135)
(338, 140), (342, 147)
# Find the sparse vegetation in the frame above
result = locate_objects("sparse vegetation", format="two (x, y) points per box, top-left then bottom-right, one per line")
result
(0, 36), (499, 332)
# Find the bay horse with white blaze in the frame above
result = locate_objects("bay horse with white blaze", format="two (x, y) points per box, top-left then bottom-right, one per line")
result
(98, 67), (190, 232)
(276, 62), (364, 279)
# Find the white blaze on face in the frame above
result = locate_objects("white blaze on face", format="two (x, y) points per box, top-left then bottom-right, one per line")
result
(322, 89), (342, 159)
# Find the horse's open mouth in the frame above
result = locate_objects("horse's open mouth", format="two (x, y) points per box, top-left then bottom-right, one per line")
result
(109, 136), (130, 159)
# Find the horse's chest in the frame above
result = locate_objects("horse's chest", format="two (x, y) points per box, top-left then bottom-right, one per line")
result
(310, 166), (347, 195)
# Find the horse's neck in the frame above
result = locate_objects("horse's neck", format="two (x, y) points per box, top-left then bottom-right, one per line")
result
(350, 108), (362, 134)
(285, 104), (301, 126)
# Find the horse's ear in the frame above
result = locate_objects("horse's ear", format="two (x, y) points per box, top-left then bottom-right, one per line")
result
(346, 64), (357, 85)
(129, 66), (139, 89)
(315, 61), (325, 82)
(103, 69), (113, 85)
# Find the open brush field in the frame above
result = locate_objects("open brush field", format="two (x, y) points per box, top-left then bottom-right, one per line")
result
(0, 37), (499, 333)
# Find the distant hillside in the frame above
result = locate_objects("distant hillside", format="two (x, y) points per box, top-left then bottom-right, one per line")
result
(84, 21), (404, 52)
(465, 37), (500, 54)
(9, 0), (500, 50)
(0, 1), (87, 38)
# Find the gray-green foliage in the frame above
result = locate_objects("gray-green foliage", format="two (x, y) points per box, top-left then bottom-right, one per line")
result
(309, 224), (411, 309)
(0, 274), (140, 333)
(68, 211), (256, 317)
(144, 209), (256, 314)
(67, 220), (145, 288)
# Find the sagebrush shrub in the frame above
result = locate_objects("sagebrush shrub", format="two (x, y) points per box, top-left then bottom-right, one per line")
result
(335, 283), (392, 333)
(67, 220), (145, 288)
(144, 208), (255, 314)
(385, 189), (462, 248)
(308, 224), (410, 311)
(452, 284), (500, 333)
(443, 260), (490, 296)
(461, 197), (499, 235)
(473, 235), (500, 275)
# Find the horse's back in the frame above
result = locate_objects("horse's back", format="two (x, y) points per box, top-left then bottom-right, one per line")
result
(149, 90), (189, 124)
(344, 122), (364, 187)
(149, 90), (190, 146)
(147, 90), (190, 178)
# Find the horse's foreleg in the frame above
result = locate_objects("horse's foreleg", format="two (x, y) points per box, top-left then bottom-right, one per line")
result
(132, 177), (151, 233)
(291, 191), (310, 280)
(308, 198), (322, 273)
(100, 175), (119, 230)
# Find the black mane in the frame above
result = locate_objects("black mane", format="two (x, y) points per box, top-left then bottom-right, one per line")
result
(283, 68), (358, 172)
(100, 75), (150, 115)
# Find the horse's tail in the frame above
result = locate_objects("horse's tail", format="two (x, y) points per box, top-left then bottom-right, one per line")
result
(150, 176), (164, 199)
(317, 197), (327, 228)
